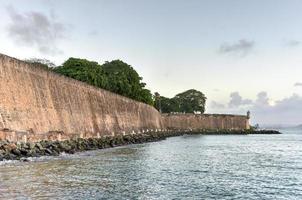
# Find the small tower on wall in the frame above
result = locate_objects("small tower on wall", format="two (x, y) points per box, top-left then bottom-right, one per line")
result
(246, 111), (251, 129)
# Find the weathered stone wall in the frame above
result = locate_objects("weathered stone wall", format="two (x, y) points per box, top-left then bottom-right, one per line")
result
(0, 54), (164, 141)
(163, 113), (249, 130)
(0, 54), (249, 142)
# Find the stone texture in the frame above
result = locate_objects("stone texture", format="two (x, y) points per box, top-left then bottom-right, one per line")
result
(0, 54), (164, 142)
(0, 54), (249, 143)
(163, 113), (249, 131)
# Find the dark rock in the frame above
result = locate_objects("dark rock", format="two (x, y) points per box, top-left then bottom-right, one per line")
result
(12, 149), (21, 156)
(29, 150), (38, 157)
(0, 128), (281, 161)
(51, 145), (60, 153)
(35, 143), (44, 151)
(59, 142), (71, 152)
(51, 150), (60, 156)
(3, 153), (17, 160)
(20, 158), (30, 162)
(29, 142), (36, 150)
(20, 148), (29, 156)
(45, 149), (53, 155)
(67, 149), (76, 154)
(21, 142), (29, 150)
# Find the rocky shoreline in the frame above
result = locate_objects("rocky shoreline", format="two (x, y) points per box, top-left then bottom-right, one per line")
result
(0, 130), (281, 161)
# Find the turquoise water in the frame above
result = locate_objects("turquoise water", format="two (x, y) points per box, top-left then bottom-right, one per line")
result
(0, 129), (301, 199)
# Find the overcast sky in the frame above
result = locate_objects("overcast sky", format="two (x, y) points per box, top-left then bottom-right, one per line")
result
(0, 0), (301, 125)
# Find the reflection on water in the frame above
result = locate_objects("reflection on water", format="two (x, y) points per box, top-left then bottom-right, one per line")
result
(0, 130), (302, 199)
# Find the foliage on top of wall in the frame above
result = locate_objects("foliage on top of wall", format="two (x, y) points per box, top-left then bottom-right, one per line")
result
(102, 60), (153, 105)
(53, 58), (108, 89)
(154, 89), (207, 114)
(26, 57), (207, 110)
(52, 58), (153, 105)
(24, 58), (56, 69)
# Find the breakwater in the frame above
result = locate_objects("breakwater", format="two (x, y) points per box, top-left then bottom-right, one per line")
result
(0, 129), (281, 161)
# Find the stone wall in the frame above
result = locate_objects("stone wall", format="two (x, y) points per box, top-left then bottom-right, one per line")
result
(0, 54), (164, 142)
(163, 113), (249, 131)
(0, 54), (249, 142)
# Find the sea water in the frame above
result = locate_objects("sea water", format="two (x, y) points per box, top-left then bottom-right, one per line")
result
(0, 129), (301, 199)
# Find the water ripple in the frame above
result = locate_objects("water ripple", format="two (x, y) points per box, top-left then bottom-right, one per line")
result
(0, 130), (302, 199)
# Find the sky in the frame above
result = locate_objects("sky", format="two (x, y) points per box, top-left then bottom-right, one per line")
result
(0, 0), (301, 126)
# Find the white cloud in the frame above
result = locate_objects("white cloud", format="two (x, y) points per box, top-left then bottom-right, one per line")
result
(228, 92), (252, 108)
(6, 6), (67, 55)
(294, 82), (302, 87)
(208, 92), (302, 125)
(255, 91), (269, 106)
(219, 39), (254, 56)
(252, 94), (302, 125)
(285, 40), (301, 47)
(210, 101), (225, 109)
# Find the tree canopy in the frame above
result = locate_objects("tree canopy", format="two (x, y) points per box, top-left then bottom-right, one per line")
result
(52, 58), (153, 105)
(53, 58), (108, 89)
(155, 89), (207, 113)
(102, 60), (153, 105)
(25, 58), (56, 69)
(27, 57), (206, 109)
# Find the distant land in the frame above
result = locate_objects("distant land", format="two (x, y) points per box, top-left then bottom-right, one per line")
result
(295, 124), (302, 129)
(260, 124), (302, 130)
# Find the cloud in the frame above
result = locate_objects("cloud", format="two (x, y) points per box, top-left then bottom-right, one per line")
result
(273, 94), (302, 111)
(208, 91), (302, 125)
(252, 93), (302, 125)
(255, 91), (269, 106)
(6, 6), (67, 55)
(219, 39), (254, 56)
(285, 40), (301, 47)
(294, 82), (302, 87)
(88, 30), (99, 36)
(210, 101), (225, 109)
(228, 92), (252, 107)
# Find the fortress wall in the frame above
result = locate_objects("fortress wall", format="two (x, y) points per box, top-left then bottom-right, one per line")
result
(0, 54), (164, 141)
(163, 114), (249, 130)
(0, 54), (249, 142)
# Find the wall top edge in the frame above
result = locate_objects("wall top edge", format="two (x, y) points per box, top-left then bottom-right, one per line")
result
(162, 113), (247, 117)
(0, 53), (158, 111)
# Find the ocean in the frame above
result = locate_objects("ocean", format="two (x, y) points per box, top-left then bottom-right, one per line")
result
(0, 129), (301, 199)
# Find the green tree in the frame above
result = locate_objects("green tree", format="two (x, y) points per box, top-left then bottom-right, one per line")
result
(25, 58), (56, 69)
(158, 89), (206, 113)
(53, 58), (108, 89)
(175, 89), (206, 113)
(53, 58), (153, 105)
(160, 96), (180, 113)
(154, 92), (162, 112)
(102, 60), (153, 105)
